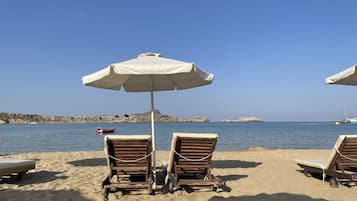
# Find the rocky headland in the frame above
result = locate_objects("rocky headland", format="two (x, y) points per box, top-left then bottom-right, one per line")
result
(0, 110), (209, 124)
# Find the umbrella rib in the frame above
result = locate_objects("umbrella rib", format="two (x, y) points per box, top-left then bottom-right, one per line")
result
(166, 74), (180, 90)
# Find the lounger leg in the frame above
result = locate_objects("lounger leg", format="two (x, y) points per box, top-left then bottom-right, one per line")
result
(303, 170), (312, 177)
(329, 177), (339, 188)
(102, 187), (109, 201)
(148, 173), (155, 195)
(101, 175), (111, 201)
(17, 171), (27, 180)
(211, 186), (218, 192)
(102, 175), (110, 188)
(163, 175), (169, 194)
(169, 180), (174, 193)
(220, 182), (232, 192)
(163, 173), (176, 194)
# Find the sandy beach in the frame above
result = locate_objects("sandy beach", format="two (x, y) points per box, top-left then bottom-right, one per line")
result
(1, 149), (356, 201)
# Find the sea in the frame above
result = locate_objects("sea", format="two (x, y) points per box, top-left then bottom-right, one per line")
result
(1, 122), (357, 155)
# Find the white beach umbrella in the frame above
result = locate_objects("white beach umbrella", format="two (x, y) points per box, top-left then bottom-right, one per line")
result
(81, 52), (214, 189)
(325, 64), (357, 85)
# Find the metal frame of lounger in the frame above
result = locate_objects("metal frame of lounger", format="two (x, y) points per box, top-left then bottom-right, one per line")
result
(102, 135), (154, 200)
(295, 135), (357, 187)
(0, 159), (35, 180)
(164, 133), (224, 193)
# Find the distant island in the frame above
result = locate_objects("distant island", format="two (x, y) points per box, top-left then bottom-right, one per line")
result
(223, 116), (262, 122)
(0, 110), (209, 124)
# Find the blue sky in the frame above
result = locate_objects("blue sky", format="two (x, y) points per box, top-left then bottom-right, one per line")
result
(1, 1), (357, 121)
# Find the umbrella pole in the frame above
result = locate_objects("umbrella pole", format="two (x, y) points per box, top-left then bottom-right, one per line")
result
(150, 90), (157, 190)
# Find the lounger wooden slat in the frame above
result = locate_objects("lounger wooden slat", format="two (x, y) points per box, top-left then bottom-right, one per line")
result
(343, 145), (357, 148)
(339, 163), (357, 167)
(180, 139), (215, 141)
(113, 165), (148, 170)
(115, 171), (147, 175)
(337, 161), (357, 165)
(176, 153), (212, 157)
(345, 141), (357, 143)
(181, 141), (214, 145)
(180, 147), (213, 151)
(113, 145), (148, 148)
(113, 150), (149, 153)
(177, 157), (210, 160)
(112, 146), (148, 149)
(112, 157), (148, 161)
(113, 153), (149, 157)
(337, 157), (357, 162)
(175, 171), (207, 174)
(114, 165), (148, 169)
(116, 171), (147, 175)
(180, 151), (213, 154)
(343, 144), (357, 147)
(179, 159), (208, 165)
(342, 149), (357, 153)
(180, 144), (214, 147)
(114, 142), (149, 145)
(295, 135), (357, 187)
(102, 135), (153, 200)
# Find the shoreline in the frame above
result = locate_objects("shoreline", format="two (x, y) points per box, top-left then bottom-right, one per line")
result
(1, 149), (356, 201)
(1, 147), (331, 156)
(0, 111), (209, 124)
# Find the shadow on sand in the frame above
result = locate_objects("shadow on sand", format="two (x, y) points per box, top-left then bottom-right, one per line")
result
(0, 190), (93, 201)
(211, 160), (262, 169)
(0, 171), (68, 186)
(208, 193), (329, 201)
(68, 159), (262, 169)
(217, 174), (248, 182)
(68, 158), (106, 167)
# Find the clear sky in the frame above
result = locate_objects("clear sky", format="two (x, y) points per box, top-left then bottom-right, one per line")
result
(1, 0), (357, 122)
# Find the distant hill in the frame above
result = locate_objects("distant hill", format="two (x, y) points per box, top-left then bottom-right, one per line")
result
(0, 110), (209, 124)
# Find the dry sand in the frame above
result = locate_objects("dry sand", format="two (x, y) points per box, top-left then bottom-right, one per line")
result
(1, 149), (356, 201)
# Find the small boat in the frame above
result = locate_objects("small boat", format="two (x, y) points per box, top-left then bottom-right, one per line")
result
(96, 128), (116, 134)
(336, 111), (357, 125)
(341, 116), (357, 125)
(349, 118), (357, 124)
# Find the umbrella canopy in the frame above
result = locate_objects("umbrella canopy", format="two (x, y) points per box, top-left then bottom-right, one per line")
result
(82, 52), (214, 91)
(81, 52), (214, 189)
(325, 64), (357, 85)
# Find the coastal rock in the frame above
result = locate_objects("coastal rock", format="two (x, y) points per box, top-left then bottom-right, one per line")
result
(223, 116), (262, 122)
(0, 111), (209, 124)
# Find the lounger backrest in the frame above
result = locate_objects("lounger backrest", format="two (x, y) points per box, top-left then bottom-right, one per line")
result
(167, 132), (218, 174)
(104, 135), (152, 176)
(325, 135), (357, 171)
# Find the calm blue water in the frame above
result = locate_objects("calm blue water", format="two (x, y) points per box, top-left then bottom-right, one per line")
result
(1, 122), (357, 154)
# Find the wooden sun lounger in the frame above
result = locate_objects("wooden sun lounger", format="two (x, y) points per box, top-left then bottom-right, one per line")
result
(164, 132), (224, 193)
(102, 135), (153, 200)
(0, 159), (35, 180)
(294, 135), (357, 187)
